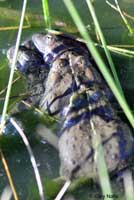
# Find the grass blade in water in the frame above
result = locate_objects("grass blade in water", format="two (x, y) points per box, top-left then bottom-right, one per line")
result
(0, 0), (27, 134)
(63, 0), (134, 128)
(41, 0), (51, 29)
(63, 0), (113, 197)
(10, 118), (46, 200)
(86, 0), (124, 96)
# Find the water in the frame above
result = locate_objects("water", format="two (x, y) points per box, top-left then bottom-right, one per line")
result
(0, 0), (134, 199)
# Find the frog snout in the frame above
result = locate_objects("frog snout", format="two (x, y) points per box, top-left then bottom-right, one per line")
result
(32, 33), (46, 53)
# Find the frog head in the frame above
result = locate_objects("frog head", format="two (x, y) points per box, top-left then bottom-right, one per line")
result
(32, 33), (63, 64)
(32, 33), (81, 66)
(32, 33), (58, 53)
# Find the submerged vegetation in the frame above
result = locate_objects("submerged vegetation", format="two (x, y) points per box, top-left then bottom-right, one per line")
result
(0, 0), (134, 200)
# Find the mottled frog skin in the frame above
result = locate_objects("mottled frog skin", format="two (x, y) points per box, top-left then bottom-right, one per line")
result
(7, 32), (134, 181)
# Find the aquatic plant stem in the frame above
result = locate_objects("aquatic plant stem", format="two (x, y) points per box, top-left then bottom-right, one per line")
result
(0, 76), (21, 96)
(63, 0), (134, 128)
(123, 170), (134, 200)
(10, 118), (45, 200)
(41, 0), (51, 29)
(54, 180), (71, 200)
(0, 185), (12, 200)
(86, 0), (124, 96)
(114, 0), (133, 35)
(0, 0), (27, 135)
(63, 0), (113, 197)
(106, 0), (133, 35)
(0, 150), (19, 200)
(88, 103), (112, 195)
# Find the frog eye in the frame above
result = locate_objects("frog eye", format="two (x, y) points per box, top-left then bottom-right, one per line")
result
(46, 35), (51, 39)
(45, 34), (52, 44)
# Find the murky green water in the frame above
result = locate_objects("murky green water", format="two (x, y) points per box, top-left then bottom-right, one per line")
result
(0, 0), (134, 199)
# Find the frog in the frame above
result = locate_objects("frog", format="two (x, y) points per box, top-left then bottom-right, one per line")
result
(7, 33), (113, 114)
(7, 32), (134, 182)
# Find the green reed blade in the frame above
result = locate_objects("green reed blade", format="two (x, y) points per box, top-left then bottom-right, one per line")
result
(114, 0), (133, 35)
(63, 0), (113, 197)
(86, 0), (124, 97)
(0, 0), (27, 135)
(41, 0), (51, 29)
(10, 118), (46, 200)
(63, 0), (134, 128)
(63, 0), (134, 198)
